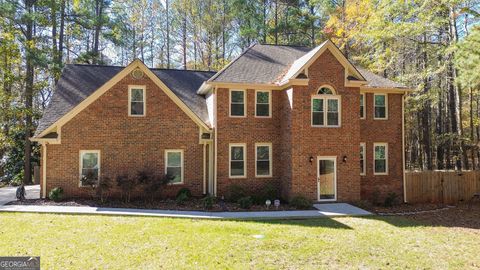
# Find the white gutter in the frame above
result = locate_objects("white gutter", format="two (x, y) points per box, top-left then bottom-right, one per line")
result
(402, 93), (407, 203)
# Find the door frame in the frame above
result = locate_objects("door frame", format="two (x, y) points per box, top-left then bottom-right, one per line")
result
(317, 156), (337, 202)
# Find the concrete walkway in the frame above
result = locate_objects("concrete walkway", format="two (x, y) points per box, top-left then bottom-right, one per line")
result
(0, 185), (40, 205)
(0, 202), (371, 220)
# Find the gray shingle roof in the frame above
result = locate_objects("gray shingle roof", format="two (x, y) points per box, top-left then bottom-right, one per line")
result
(210, 44), (311, 84)
(356, 67), (407, 89)
(34, 64), (215, 137)
(210, 43), (407, 89)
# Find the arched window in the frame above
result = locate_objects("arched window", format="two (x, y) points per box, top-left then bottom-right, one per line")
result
(312, 85), (340, 127)
(317, 86), (335, 95)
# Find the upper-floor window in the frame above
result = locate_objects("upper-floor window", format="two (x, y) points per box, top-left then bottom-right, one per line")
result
(312, 86), (341, 127)
(128, 86), (146, 116)
(374, 143), (388, 175)
(230, 89), (246, 117)
(80, 150), (100, 186)
(374, 93), (388, 120)
(360, 93), (365, 119)
(255, 90), (271, 117)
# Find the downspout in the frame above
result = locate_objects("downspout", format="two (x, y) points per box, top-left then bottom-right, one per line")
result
(42, 143), (47, 199)
(402, 93), (407, 203)
(202, 143), (206, 194)
(214, 86), (218, 196)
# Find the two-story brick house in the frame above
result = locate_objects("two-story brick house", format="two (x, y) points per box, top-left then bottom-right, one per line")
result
(32, 40), (411, 202)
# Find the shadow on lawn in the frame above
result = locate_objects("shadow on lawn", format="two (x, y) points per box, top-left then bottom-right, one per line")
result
(240, 217), (354, 230)
(364, 204), (480, 230)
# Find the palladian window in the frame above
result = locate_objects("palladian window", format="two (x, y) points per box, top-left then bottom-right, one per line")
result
(311, 86), (341, 127)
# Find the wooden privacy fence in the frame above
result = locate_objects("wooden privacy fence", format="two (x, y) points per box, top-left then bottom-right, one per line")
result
(405, 171), (480, 204)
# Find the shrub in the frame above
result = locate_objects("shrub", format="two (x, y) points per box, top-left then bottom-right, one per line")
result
(116, 174), (136, 203)
(238, 196), (253, 209)
(176, 192), (189, 205)
(384, 192), (399, 207)
(371, 189), (381, 206)
(252, 184), (278, 205)
(289, 195), (312, 210)
(48, 187), (64, 202)
(96, 177), (112, 203)
(176, 188), (192, 199)
(227, 184), (246, 202)
(202, 195), (216, 210)
(10, 171), (24, 186)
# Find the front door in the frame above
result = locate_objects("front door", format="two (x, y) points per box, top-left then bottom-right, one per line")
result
(317, 157), (337, 201)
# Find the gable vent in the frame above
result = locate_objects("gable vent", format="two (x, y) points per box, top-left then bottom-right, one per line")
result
(131, 69), (144, 79)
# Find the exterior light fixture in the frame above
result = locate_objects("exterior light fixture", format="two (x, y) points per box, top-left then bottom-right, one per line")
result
(309, 156), (314, 163)
(274, 199), (280, 210)
(265, 199), (271, 209)
(343, 155), (347, 163)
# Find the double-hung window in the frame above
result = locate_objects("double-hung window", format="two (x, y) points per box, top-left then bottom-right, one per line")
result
(165, 150), (184, 184)
(229, 144), (246, 178)
(255, 143), (272, 177)
(374, 143), (388, 175)
(230, 89), (246, 117)
(312, 86), (341, 127)
(255, 90), (271, 117)
(360, 93), (365, 119)
(80, 150), (100, 186)
(374, 94), (387, 119)
(129, 86), (146, 116)
(360, 143), (366, 175)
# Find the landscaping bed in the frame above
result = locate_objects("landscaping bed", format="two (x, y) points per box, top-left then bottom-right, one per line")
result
(356, 202), (451, 215)
(7, 198), (313, 212)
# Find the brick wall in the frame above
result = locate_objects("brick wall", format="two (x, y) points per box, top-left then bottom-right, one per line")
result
(288, 49), (361, 202)
(360, 93), (404, 201)
(44, 73), (205, 198)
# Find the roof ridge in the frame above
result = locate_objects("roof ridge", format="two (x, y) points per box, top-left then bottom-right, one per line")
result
(258, 43), (311, 48)
(67, 63), (216, 73)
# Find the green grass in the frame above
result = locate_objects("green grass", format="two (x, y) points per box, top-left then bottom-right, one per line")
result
(0, 213), (478, 269)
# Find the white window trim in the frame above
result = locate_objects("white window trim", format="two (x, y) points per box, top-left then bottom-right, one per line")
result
(255, 143), (272, 178)
(311, 95), (342, 127)
(360, 93), (366, 119)
(128, 85), (146, 117)
(360, 142), (366, 176)
(229, 143), (247, 178)
(373, 143), (389, 175)
(254, 90), (272, 118)
(165, 149), (184, 184)
(317, 156), (337, 202)
(373, 93), (388, 120)
(79, 150), (101, 187)
(229, 89), (246, 118)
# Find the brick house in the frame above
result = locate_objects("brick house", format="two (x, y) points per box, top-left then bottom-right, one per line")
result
(32, 40), (411, 202)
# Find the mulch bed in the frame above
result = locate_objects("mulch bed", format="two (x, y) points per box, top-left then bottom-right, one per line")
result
(7, 198), (310, 212)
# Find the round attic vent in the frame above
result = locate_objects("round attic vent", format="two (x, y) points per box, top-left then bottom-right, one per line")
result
(131, 69), (144, 79)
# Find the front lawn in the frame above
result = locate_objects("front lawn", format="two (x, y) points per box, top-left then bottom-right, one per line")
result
(0, 212), (478, 269)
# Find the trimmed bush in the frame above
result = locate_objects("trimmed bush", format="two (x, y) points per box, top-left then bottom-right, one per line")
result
(48, 187), (64, 202)
(384, 192), (399, 207)
(176, 188), (192, 199)
(289, 195), (312, 210)
(176, 192), (189, 205)
(202, 195), (216, 210)
(238, 196), (253, 209)
(227, 184), (246, 202)
(251, 184), (278, 205)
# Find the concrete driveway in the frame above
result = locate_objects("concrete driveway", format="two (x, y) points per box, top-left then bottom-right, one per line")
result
(0, 185), (40, 205)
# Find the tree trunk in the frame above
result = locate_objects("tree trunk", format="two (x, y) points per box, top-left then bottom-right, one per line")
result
(166, 0), (170, 68)
(24, 0), (35, 185)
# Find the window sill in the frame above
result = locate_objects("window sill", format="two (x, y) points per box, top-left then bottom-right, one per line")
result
(229, 115), (247, 118)
(311, 125), (341, 128)
(373, 118), (388, 121)
(255, 175), (272, 178)
(254, 116), (271, 119)
(373, 173), (389, 176)
(229, 175), (246, 179)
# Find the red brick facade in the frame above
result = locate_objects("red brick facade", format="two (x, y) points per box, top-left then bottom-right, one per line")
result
(40, 49), (404, 202)
(43, 74), (205, 198)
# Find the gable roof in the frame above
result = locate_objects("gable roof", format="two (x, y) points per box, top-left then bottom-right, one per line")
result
(34, 63), (215, 137)
(208, 41), (407, 90)
(209, 44), (311, 84)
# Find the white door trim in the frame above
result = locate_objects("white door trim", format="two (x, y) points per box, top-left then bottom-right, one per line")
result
(317, 156), (337, 202)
